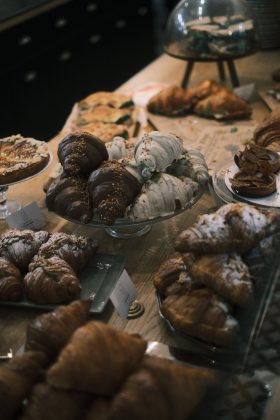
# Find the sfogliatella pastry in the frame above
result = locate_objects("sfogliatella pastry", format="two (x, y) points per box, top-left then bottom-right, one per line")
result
(33, 232), (98, 273)
(25, 300), (92, 358)
(46, 321), (147, 395)
(162, 288), (239, 347)
(46, 173), (93, 224)
(134, 131), (184, 180)
(57, 132), (108, 177)
(147, 85), (194, 116)
(0, 229), (49, 273)
(190, 253), (253, 307)
(0, 350), (48, 420)
(126, 173), (199, 222)
(74, 121), (129, 143)
(78, 91), (133, 111)
(0, 257), (23, 301)
(24, 256), (82, 304)
(167, 149), (209, 186)
(194, 89), (252, 120)
(254, 109), (280, 152)
(175, 203), (280, 254)
(88, 160), (142, 225)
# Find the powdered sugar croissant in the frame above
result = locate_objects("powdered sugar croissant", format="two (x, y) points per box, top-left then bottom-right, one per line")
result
(175, 203), (280, 254)
(134, 131), (184, 180)
(126, 173), (199, 222)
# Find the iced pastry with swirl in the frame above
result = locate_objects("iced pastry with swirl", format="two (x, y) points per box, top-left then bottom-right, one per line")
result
(0, 229), (49, 272)
(57, 132), (108, 177)
(46, 173), (93, 223)
(88, 161), (142, 225)
(167, 149), (209, 185)
(0, 257), (23, 301)
(24, 256), (82, 304)
(134, 131), (184, 180)
(126, 173), (199, 222)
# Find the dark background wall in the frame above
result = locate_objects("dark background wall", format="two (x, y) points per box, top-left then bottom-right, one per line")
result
(0, 0), (178, 141)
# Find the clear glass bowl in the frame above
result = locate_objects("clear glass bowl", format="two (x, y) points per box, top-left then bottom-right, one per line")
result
(164, 0), (259, 61)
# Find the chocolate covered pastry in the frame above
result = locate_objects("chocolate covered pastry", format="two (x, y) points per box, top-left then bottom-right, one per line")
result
(46, 173), (93, 224)
(88, 160), (142, 225)
(58, 132), (108, 177)
(0, 257), (23, 301)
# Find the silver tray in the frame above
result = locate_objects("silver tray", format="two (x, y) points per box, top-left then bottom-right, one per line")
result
(0, 253), (126, 314)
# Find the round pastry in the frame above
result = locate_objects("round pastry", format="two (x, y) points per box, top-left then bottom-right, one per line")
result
(234, 144), (280, 174)
(0, 134), (50, 184)
(230, 171), (276, 197)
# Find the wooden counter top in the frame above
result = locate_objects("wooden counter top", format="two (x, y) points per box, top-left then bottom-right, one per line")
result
(1, 50), (280, 356)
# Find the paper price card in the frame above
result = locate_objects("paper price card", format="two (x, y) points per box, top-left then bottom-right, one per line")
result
(110, 269), (137, 319)
(6, 202), (46, 230)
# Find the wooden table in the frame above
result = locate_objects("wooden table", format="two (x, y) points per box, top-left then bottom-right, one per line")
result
(1, 50), (280, 356)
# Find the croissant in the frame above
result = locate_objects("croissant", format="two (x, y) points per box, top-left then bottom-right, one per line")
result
(190, 253), (253, 307)
(47, 321), (147, 395)
(25, 300), (91, 358)
(175, 203), (280, 254)
(0, 229), (49, 273)
(109, 355), (218, 420)
(167, 149), (209, 185)
(126, 173), (199, 222)
(24, 256), (81, 304)
(46, 173), (93, 224)
(88, 161), (142, 225)
(118, 157), (144, 184)
(21, 383), (92, 420)
(83, 398), (111, 420)
(0, 350), (47, 420)
(153, 255), (196, 296)
(162, 288), (239, 347)
(186, 79), (223, 102)
(194, 89), (252, 120)
(0, 257), (23, 301)
(134, 131), (184, 180)
(147, 85), (194, 116)
(105, 136), (136, 160)
(254, 109), (280, 152)
(57, 132), (108, 177)
(33, 232), (98, 273)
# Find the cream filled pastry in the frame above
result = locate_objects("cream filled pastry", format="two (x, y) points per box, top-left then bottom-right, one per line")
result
(126, 173), (199, 222)
(134, 131), (184, 180)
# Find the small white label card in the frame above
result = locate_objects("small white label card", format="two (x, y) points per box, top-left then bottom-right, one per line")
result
(6, 202), (46, 230)
(110, 269), (137, 319)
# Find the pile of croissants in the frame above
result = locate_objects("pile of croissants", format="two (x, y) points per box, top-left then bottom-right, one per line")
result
(46, 130), (209, 225)
(0, 229), (98, 304)
(154, 202), (280, 348)
(0, 300), (219, 420)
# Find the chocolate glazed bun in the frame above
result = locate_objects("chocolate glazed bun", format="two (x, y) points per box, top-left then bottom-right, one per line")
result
(46, 173), (93, 223)
(58, 132), (108, 177)
(88, 161), (142, 225)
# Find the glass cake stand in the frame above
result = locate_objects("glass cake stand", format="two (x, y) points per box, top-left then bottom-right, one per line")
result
(212, 158), (280, 210)
(62, 187), (204, 239)
(0, 153), (53, 220)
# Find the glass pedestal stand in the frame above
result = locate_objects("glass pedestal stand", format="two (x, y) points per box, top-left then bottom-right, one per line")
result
(105, 224), (151, 239)
(0, 186), (21, 219)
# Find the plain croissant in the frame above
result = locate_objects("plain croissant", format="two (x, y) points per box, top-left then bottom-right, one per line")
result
(126, 173), (199, 222)
(0, 257), (23, 301)
(47, 321), (147, 395)
(147, 85), (194, 116)
(175, 203), (280, 254)
(0, 351), (47, 420)
(0, 229), (49, 273)
(25, 300), (91, 358)
(58, 132), (108, 177)
(134, 131), (184, 180)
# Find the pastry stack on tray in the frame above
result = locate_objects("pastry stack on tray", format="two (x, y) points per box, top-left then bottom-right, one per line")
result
(153, 202), (280, 348)
(46, 129), (209, 225)
(0, 229), (98, 305)
(0, 300), (219, 420)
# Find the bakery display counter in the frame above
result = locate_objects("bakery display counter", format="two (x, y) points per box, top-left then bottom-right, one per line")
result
(1, 49), (280, 419)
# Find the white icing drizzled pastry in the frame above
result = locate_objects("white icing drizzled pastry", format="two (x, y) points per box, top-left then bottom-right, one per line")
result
(126, 173), (199, 222)
(106, 136), (135, 160)
(134, 131), (184, 180)
(168, 149), (209, 185)
(118, 157), (144, 184)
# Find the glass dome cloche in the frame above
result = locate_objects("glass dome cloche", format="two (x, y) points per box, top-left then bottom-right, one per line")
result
(164, 0), (259, 61)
